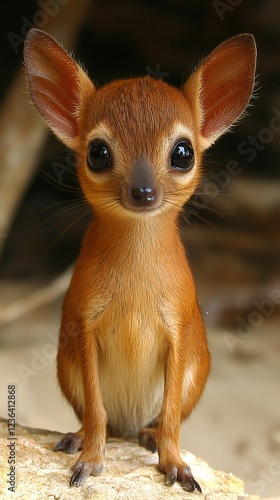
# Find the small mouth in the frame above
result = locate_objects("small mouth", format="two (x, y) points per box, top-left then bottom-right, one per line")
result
(120, 201), (164, 215)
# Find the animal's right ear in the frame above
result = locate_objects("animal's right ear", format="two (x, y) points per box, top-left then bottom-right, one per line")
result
(24, 29), (94, 149)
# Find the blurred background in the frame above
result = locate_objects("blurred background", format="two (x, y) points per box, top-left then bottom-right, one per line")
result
(0, 0), (279, 496)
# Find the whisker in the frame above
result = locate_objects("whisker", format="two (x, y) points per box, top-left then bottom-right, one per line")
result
(42, 198), (85, 213)
(188, 200), (225, 219)
(40, 167), (81, 195)
(47, 200), (88, 222)
(44, 206), (92, 253)
(163, 190), (223, 230)
(185, 208), (219, 229)
(37, 199), (88, 233)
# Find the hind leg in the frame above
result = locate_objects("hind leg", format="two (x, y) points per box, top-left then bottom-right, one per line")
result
(55, 428), (84, 454)
(55, 424), (113, 455)
(138, 419), (158, 453)
(54, 379), (85, 455)
(55, 330), (85, 454)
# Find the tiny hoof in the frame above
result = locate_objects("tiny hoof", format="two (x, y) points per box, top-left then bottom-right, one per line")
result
(163, 463), (202, 493)
(182, 478), (202, 493)
(55, 432), (83, 454)
(138, 428), (158, 453)
(70, 462), (91, 487)
(165, 464), (177, 486)
(70, 460), (104, 487)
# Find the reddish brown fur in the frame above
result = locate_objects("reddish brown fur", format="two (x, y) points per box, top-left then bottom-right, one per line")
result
(24, 29), (256, 491)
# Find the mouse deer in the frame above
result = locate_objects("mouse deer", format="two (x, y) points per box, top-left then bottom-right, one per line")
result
(24, 29), (256, 492)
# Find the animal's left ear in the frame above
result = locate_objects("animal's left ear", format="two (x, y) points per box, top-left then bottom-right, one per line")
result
(183, 34), (257, 149)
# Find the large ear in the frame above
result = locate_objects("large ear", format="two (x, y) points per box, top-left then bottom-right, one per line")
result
(183, 34), (257, 149)
(24, 29), (94, 149)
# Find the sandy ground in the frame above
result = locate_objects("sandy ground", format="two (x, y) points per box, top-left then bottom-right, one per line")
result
(0, 281), (279, 498)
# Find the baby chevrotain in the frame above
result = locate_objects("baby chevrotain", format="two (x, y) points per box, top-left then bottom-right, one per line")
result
(24, 29), (256, 492)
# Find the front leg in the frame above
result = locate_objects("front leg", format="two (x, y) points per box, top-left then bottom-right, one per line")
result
(70, 331), (107, 487)
(157, 338), (202, 493)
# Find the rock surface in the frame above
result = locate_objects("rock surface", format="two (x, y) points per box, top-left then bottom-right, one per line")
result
(0, 418), (263, 500)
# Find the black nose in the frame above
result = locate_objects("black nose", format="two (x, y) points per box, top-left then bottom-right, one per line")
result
(131, 185), (157, 206)
(129, 161), (158, 209)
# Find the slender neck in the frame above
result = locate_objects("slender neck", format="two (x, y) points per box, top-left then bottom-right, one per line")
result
(86, 211), (182, 263)
(74, 210), (191, 300)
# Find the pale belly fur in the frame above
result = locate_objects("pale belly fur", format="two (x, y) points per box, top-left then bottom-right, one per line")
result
(66, 298), (195, 438)
(98, 319), (165, 438)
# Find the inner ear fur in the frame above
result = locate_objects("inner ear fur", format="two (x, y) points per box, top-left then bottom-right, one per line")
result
(24, 28), (94, 149)
(183, 34), (257, 149)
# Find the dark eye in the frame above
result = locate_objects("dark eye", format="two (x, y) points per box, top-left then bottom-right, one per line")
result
(171, 140), (194, 171)
(87, 140), (112, 171)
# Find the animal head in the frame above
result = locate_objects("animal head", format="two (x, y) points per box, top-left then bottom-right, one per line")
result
(24, 29), (256, 219)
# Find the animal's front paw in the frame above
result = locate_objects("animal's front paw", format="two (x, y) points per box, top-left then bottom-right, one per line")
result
(159, 461), (202, 493)
(70, 459), (104, 486)
(55, 432), (83, 454)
